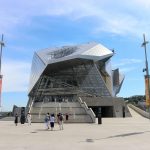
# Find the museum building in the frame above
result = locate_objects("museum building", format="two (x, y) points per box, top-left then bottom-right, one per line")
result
(26, 42), (131, 123)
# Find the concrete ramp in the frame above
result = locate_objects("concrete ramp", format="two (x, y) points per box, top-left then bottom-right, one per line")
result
(128, 107), (144, 118)
(128, 104), (150, 119)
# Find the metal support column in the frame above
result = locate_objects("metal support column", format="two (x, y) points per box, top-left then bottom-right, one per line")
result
(142, 34), (150, 119)
(0, 34), (4, 108)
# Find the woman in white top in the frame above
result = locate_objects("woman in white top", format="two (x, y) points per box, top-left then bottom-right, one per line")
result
(27, 113), (32, 125)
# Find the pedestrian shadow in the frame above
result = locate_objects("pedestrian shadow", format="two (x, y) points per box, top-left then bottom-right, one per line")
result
(105, 130), (150, 139)
(86, 139), (94, 143)
(30, 131), (38, 133)
(106, 131), (146, 138)
(35, 128), (61, 132)
(79, 130), (150, 143)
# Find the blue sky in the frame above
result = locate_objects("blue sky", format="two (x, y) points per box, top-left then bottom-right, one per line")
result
(0, 0), (150, 111)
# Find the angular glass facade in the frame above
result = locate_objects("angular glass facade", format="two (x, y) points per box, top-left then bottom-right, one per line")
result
(29, 52), (46, 92)
(28, 42), (124, 107)
(28, 59), (113, 104)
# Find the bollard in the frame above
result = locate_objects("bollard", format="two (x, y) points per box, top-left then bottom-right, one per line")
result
(98, 113), (102, 124)
(98, 107), (102, 124)
(122, 106), (125, 118)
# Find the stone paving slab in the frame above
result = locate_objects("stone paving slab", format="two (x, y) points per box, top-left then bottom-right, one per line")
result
(0, 108), (150, 150)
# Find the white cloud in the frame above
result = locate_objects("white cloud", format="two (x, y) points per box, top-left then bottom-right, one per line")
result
(1, 0), (150, 37)
(113, 58), (143, 73)
(1, 59), (30, 92)
(113, 58), (142, 67)
(132, 0), (150, 10)
(119, 67), (137, 73)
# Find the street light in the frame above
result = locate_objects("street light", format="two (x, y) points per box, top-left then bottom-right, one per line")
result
(141, 33), (150, 118)
(0, 34), (4, 108)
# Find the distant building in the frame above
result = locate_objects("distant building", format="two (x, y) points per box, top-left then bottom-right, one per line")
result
(26, 42), (131, 123)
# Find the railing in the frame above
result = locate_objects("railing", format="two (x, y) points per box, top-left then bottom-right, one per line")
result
(78, 97), (96, 123)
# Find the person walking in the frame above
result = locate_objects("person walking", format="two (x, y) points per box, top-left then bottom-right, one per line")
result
(14, 113), (18, 126)
(58, 113), (64, 130)
(44, 113), (50, 130)
(65, 113), (69, 121)
(27, 113), (32, 125)
(57, 113), (60, 124)
(20, 112), (25, 124)
(50, 114), (55, 131)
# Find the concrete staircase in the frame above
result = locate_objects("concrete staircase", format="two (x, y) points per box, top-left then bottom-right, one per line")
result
(30, 101), (95, 123)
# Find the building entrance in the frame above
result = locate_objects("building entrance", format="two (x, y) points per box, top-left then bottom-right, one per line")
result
(90, 106), (114, 117)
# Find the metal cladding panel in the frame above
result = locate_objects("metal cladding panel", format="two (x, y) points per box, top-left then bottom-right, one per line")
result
(113, 69), (120, 86)
(105, 59), (112, 76)
(36, 42), (97, 65)
(112, 69), (125, 96)
(117, 73), (125, 93)
(28, 52), (46, 93)
(78, 54), (113, 61)
(81, 44), (113, 58)
(36, 42), (113, 65)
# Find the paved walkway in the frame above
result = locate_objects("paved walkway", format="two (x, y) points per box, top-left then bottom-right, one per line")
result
(1, 108), (150, 150)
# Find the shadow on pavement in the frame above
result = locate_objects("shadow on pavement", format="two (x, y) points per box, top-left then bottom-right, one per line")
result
(106, 130), (150, 139)
(35, 128), (61, 132)
(79, 131), (150, 143)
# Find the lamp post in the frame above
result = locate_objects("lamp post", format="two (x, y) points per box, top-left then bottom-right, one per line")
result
(141, 34), (150, 118)
(0, 34), (4, 108)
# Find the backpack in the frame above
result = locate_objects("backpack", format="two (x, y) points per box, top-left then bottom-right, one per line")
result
(44, 116), (49, 122)
(59, 115), (63, 121)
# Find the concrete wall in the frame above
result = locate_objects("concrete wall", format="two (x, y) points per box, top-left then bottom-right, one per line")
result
(81, 96), (131, 117)
(113, 98), (131, 117)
